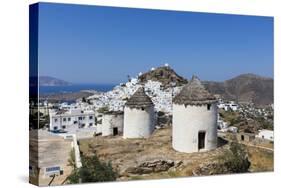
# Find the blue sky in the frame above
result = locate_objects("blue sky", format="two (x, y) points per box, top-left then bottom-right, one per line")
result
(38, 3), (273, 84)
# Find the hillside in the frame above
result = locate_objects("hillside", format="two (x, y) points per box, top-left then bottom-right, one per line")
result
(138, 66), (188, 87)
(138, 68), (273, 106)
(39, 76), (72, 86)
(203, 74), (273, 107)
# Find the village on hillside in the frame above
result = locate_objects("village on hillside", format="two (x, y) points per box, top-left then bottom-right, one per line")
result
(29, 64), (274, 186)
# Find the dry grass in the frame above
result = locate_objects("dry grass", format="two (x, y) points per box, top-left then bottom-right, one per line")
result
(247, 146), (273, 172)
(79, 127), (229, 180)
(79, 127), (273, 180)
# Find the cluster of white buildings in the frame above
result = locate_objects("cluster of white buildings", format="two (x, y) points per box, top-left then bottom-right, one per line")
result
(87, 78), (182, 114)
(217, 99), (239, 111)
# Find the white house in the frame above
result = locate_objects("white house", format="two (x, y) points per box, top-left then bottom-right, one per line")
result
(217, 100), (238, 112)
(123, 87), (155, 139)
(172, 76), (218, 153)
(256, 129), (274, 141)
(49, 108), (95, 133)
(228, 101), (239, 111)
(228, 126), (238, 133)
(217, 120), (229, 131)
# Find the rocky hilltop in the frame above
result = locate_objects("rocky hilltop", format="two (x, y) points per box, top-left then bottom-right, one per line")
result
(138, 66), (188, 88)
(203, 73), (273, 107)
(39, 76), (72, 86)
(137, 67), (273, 107)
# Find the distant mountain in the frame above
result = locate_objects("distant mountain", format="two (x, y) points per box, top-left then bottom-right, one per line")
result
(39, 76), (72, 86)
(138, 66), (188, 87)
(203, 73), (273, 107)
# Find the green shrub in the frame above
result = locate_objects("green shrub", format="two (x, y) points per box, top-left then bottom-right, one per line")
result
(97, 106), (109, 113)
(68, 155), (117, 184)
(219, 142), (251, 173)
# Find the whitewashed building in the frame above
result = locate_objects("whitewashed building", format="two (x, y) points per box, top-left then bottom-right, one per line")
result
(228, 101), (239, 111)
(49, 108), (95, 133)
(123, 87), (155, 138)
(256, 129), (274, 141)
(228, 126), (238, 133)
(217, 119), (229, 131)
(172, 76), (218, 153)
(217, 101), (239, 111)
(102, 111), (124, 136)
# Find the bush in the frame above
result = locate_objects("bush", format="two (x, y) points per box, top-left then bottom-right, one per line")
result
(68, 155), (117, 184)
(97, 106), (109, 113)
(219, 142), (251, 173)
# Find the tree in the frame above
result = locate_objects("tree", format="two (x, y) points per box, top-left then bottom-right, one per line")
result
(68, 155), (117, 184)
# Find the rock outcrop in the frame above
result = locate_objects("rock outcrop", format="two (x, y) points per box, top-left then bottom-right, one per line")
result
(123, 159), (182, 175)
(138, 66), (188, 88)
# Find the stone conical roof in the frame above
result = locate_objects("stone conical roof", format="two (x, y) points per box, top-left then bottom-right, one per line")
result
(173, 75), (217, 105)
(125, 87), (154, 109)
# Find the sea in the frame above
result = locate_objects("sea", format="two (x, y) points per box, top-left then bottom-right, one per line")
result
(39, 83), (116, 94)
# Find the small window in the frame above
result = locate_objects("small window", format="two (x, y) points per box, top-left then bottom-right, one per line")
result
(54, 118), (58, 122)
(68, 117), (71, 121)
(63, 118), (66, 122)
(73, 121), (77, 124)
(62, 125), (66, 129)
(54, 126), (58, 130)
(207, 104), (211, 110)
(89, 123), (93, 127)
(141, 107), (145, 111)
(82, 117), (85, 120)
(89, 116), (93, 120)
(78, 117), (82, 120)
